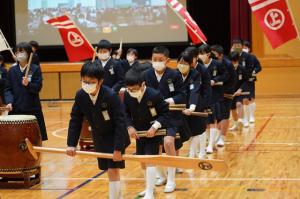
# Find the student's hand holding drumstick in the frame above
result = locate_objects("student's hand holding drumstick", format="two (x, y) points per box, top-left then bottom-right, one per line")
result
(128, 126), (139, 139)
(5, 103), (13, 112)
(113, 150), (122, 162)
(210, 80), (215, 86)
(234, 89), (242, 96)
(22, 77), (29, 86)
(146, 127), (156, 138)
(66, 146), (77, 157)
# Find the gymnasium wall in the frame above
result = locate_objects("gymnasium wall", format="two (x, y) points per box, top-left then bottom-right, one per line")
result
(251, 0), (300, 97)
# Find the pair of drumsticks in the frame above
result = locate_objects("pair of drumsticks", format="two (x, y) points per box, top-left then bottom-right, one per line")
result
(169, 104), (212, 117)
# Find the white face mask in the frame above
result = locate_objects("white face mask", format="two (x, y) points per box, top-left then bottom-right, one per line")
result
(98, 52), (110, 61)
(128, 90), (142, 99)
(82, 82), (97, 94)
(16, 52), (28, 62)
(152, 61), (166, 72)
(126, 55), (135, 63)
(177, 64), (190, 74)
(242, 48), (250, 53)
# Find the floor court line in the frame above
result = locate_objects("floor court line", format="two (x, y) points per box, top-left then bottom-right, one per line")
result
(42, 177), (300, 182)
(51, 128), (68, 139)
(245, 114), (274, 151)
(56, 170), (107, 199)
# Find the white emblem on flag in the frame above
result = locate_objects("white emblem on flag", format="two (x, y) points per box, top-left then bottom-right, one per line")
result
(67, 31), (84, 47)
(264, 9), (285, 30)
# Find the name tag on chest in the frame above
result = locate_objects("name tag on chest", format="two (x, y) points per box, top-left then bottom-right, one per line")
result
(213, 70), (217, 77)
(102, 110), (110, 121)
(149, 107), (157, 117)
(168, 82), (175, 92)
(190, 84), (194, 90)
(239, 74), (242, 80)
(109, 67), (114, 75)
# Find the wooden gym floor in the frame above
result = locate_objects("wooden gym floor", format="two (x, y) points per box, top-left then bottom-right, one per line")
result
(1, 97), (300, 199)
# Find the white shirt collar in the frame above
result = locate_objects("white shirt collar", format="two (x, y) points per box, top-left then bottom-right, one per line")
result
(137, 86), (147, 103)
(204, 58), (212, 68)
(101, 57), (111, 67)
(154, 70), (164, 82)
(19, 64), (27, 73)
(182, 73), (189, 82)
(89, 88), (100, 105)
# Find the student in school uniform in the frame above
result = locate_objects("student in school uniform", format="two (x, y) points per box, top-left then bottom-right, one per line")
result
(184, 46), (212, 155)
(242, 40), (262, 123)
(124, 67), (170, 199)
(211, 45), (236, 146)
(228, 51), (250, 130)
(66, 61), (130, 199)
(198, 44), (229, 154)
(96, 39), (125, 92)
(29, 40), (40, 66)
(0, 55), (7, 107)
(4, 42), (47, 141)
(229, 39), (254, 129)
(143, 46), (186, 193)
(177, 51), (211, 159)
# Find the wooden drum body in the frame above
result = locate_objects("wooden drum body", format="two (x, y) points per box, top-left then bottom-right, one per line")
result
(79, 118), (94, 150)
(0, 115), (42, 188)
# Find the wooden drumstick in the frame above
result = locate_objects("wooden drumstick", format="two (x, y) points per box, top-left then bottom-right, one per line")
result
(138, 131), (180, 139)
(169, 108), (211, 117)
(169, 104), (186, 108)
(214, 82), (223, 86)
(25, 138), (227, 171)
(224, 92), (251, 99)
(92, 47), (98, 62)
(24, 52), (33, 78)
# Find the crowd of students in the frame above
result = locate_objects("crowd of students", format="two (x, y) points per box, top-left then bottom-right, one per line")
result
(0, 38), (261, 199)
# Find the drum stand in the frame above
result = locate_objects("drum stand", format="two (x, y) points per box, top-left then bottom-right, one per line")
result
(0, 166), (41, 188)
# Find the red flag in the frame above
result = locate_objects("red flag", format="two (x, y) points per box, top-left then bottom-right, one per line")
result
(249, 0), (298, 48)
(167, 0), (207, 44)
(47, 15), (94, 62)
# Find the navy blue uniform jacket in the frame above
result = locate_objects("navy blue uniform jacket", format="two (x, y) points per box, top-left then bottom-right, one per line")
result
(143, 67), (186, 127)
(204, 59), (228, 104)
(67, 85), (130, 151)
(124, 86), (170, 131)
(97, 58), (125, 92)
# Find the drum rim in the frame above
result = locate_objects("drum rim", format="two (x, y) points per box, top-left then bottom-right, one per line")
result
(0, 115), (37, 121)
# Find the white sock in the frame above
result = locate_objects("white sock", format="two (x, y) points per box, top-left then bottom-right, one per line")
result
(249, 103), (256, 118)
(243, 105), (250, 123)
(199, 133), (206, 156)
(215, 129), (221, 142)
(145, 167), (156, 197)
(208, 128), (217, 148)
(109, 181), (121, 199)
(189, 136), (198, 157)
(167, 167), (176, 185)
(156, 167), (166, 180)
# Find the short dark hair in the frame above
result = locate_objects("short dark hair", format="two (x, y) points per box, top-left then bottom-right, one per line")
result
(242, 40), (251, 48)
(0, 54), (4, 62)
(97, 39), (112, 49)
(15, 42), (32, 56)
(184, 46), (199, 58)
(198, 44), (211, 54)
(125, 66), (144, 86)
(127, 48), (138, 57)
(152, 46), (170, 57)
(178, 51), (193, 65)
(211, 45), (224, 55)
(232, 39), (242, 45)
(228, 51), (240, 62)
(112, 50), (119, 56)
(29, 40), (40, 50)
(80, 61), (105, 80)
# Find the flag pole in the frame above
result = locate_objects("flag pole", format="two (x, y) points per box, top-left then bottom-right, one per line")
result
(64, 12), (95, 50)
(0, 29), (17, 61)
(166, 1), (207, 44)
(285, 0), (300, 41)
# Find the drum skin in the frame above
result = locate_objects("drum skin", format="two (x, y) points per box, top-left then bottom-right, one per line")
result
(0, 115), (42, 172)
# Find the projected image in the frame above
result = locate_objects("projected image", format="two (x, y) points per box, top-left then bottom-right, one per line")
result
(28, 0), (167, 33)
(15, 0), (187, 45)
